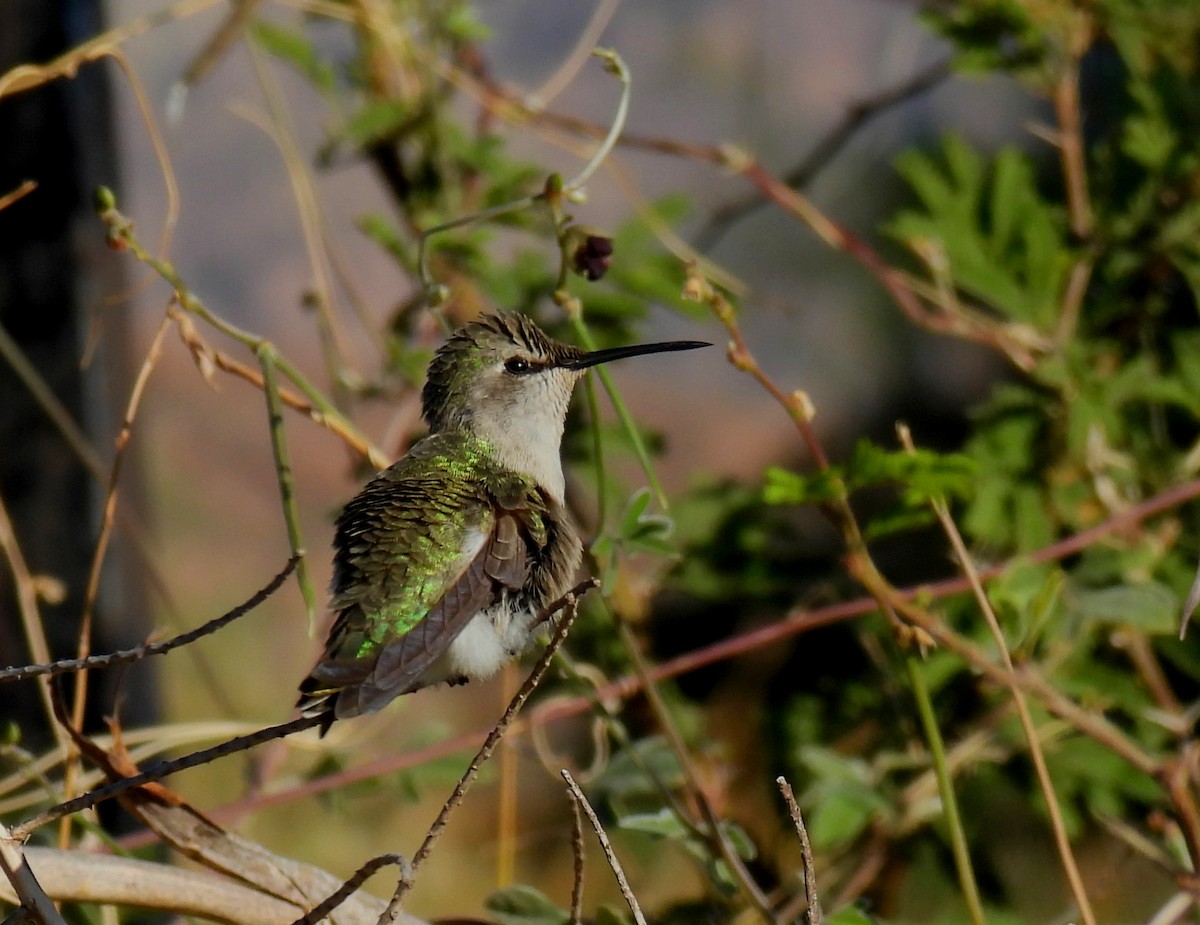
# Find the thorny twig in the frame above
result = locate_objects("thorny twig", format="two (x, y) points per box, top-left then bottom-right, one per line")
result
(0, 823), (67, 925)
(9, 558), (306, 839)
(288, 854), (409, 925)
(561, 769), (647, 925)
(372, 580), (596, 924)
(0, 557), (299, 683)
(568, 793), (586, 925)
(776, 777), (822, 925)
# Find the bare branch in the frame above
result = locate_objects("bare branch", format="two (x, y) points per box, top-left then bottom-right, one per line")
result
(0, 846), (307, 925)
(0, 556), (300, 683)
(561, 769), (646, 925)
(355, 580), (595, 924)
(13, 712), (324, 839)
(0, 824), (66, 925)
(776, 777), (822, 925)
(694, 57), (954, 250)
(289, 854), (409, 925)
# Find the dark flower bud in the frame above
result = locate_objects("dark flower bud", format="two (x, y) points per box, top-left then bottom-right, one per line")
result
(563, 225), (614, 281)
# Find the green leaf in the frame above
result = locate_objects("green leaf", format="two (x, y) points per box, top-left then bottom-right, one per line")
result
(594, 906), (633, 925)
(887, 135), (1070, 328)
(251, 20), (336, 95)
(485, 884), (569, 925)
(763, 466), (844, 505)
(618, 807), (689, 840)
(1068, 581), (1179, 634)
(720, 820), (758, 861)
(827, 905), (878, 925)
(343, 100), (412, 147)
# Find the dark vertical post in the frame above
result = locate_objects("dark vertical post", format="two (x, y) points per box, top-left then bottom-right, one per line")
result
(0, 0), (152, 748)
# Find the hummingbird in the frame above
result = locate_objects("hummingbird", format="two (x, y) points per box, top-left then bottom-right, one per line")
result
(297, 311), (708, 731)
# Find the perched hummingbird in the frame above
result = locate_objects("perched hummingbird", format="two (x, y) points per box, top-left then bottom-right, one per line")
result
(298, 311), (707, 730)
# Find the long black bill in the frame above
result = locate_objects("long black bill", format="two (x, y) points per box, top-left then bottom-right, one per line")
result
(564, 338), (710, 370)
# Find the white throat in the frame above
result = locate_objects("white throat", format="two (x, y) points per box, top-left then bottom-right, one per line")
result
(470, 373), (575, 501)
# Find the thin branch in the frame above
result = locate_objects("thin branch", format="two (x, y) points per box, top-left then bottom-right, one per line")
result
(0, 556), (299, 683)
(0, 493), (68, 757)
(561, 769), (646, 925)
(569, 793), (586, 925)
(168, 0), (263, 118)
(13, 713), (325, 840)
(61, 315), (171, 843)
(526, 0), (621, 110)
(0, 824), (67, 925)
(95, 190), (389, 469)
(0, 180), (36, 212)
(373, 580), (595, 924)
(258, 349), (317, 628)
(901, 657), (986, 925)
(776, 777), (822, 925)
(695, 57), (954, 250)
(169, 310), (385, 467)
(0, 846), (330, 925)
(898, 425), (1096, 925)
(288, 854), (409, 925)
(417, 50), (630, 295)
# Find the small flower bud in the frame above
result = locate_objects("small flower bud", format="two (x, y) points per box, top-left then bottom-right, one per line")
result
(562, 224), (614, 281)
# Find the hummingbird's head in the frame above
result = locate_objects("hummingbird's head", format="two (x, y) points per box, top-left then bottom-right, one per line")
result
(422, 311), (708, 497)
(422, 312), (584, 434)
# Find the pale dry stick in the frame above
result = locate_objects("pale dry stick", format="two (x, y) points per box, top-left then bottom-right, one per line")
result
(0, 495), (70, 764)
(1146, 891), (1193, 925)
(0, 179), (36, 212)
(0, 0), (222, 99)
(526, 0), (622, 109)
(568, 794), (586, 925)
(0, 847), (331, 925)
(60, 315), (172, 844)
(0, 823), (66, 925)
(776, 777), (822, 925)
(241, 42), (354, 394)
(0, 557), (298, 685)
(897, 425), (1097, 925)
(168, 0), (263, 119)
(373, 582), (595, 925)
(561, 770), (647, 925)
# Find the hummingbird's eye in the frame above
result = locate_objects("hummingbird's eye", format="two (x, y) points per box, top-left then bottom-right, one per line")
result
(504, 357), (535, 375)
